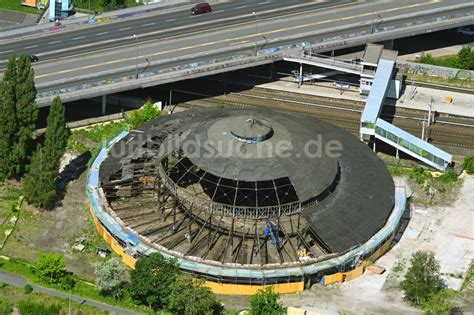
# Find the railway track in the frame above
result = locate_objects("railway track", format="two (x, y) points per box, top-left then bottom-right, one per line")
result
(230, 87), (474, 127)
(176, 91), (474, 150)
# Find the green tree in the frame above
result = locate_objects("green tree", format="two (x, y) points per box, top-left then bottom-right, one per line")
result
(42, 96), (69, 167)
(0, 55), (18, 180)
(12, 53), (38, 176)
(0, 54), (38, 180)
(124, 99), (161, 130)
(34, 252), (66, 284)
(95, 257), (126, 298)
(166, 275), (223, 315)
(419, 52), (435, 65)
(23, 97), (68, 209)
(400, 251), (443, 306)
(420, 288), (456, 315)
(127, 252), (179, 309)
(22, 145), (57, 208)
(248, 286), (285, 315)
(456, 46), (474, 70)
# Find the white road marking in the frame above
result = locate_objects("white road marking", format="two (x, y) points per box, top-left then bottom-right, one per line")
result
(258, 1), (270, 5)
(96, 32), (108, 35)
(48, 40), (61, 44)
(142, 22), (155, 27)
(73, 36), (85, 40)
(235, 5), (247, 9)
(166, 19), (176, 22)
(0, 49), (13, 54)
(213, 10), (224, 13)
(24, 45), (37, 49)
(119, 27), (132, 31)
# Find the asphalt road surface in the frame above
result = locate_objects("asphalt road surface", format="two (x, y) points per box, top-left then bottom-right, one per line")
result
(0, 0), (353, 66)
(29, 0), (471, 85)
(0, 0), (472, 102)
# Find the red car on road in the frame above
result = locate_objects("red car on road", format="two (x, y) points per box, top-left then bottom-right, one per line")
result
(191, 2), (212, 15)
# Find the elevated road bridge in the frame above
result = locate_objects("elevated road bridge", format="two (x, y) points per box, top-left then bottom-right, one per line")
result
(0, 0), (472, 106)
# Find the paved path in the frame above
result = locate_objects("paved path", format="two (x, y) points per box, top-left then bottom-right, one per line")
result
(0, 271), (140, 315)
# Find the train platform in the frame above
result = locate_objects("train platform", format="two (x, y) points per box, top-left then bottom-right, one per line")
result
(254, 78), (474, 118)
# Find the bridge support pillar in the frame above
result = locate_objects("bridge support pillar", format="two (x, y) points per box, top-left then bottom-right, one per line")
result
(377, 39), (394, 50)
(298, 63), (303, 88)
(102, 95), (107, 115)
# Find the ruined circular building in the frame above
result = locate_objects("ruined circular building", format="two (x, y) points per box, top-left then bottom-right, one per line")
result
(87, 107), (406, 295)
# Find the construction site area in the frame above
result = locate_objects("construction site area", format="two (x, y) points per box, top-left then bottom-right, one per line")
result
(87, 107), (407, 294)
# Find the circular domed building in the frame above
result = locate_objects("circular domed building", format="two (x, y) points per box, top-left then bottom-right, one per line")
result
(87, 107), (406, 294)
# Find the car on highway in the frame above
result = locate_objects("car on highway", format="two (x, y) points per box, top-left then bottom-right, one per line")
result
(191, 2), (212, 15)
(28, 54), (39, 62)
(457, 26), (474, 36)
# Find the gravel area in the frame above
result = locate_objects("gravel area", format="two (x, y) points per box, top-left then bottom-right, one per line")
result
(277, 174), (474, 314)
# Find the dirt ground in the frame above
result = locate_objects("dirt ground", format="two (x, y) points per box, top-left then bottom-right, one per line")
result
(1, 153), (108, 281)
(278, 174), (474, 314)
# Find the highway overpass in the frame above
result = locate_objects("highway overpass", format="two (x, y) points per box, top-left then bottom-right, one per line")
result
(0, 0), (472, 106)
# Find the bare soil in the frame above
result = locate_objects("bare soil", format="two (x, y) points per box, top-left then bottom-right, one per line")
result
(1, 153), (108, 281)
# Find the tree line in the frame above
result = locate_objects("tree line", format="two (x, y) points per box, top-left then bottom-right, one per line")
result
(0, 54), (68, 209)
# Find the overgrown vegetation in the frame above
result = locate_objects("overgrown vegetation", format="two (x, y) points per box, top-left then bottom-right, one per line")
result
(166, 275), (224, 315)
(461, 264), (473, 291)
(95, 257), (126, 299)
(67, 100), (161, 155)
(72, 0), (142, 12)
(405, 73), (474, 89)
(417, 47), (474, 70)
(0, 0), (40, 14)
(388, 165), (459, 196)
(18, 300), (62, 315)
(128, 252), (180, 309)
(401, 251), (457, 314)
(23, 97), (69, 209)
(0, 256), (149, 313)
(0, 282), (109, 314)
(124, 99), (161, 130)
(464, 156), (474, 174)
(248, 286), (285, 315)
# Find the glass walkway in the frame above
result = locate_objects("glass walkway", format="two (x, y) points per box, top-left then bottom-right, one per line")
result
(359, 58), (452, 171)
(374, 119), (452, 171)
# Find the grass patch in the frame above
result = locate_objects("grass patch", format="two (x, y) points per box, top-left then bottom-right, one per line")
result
(461, 264), (474, 291)
(415, 54), (459, 68)
(388, 165), (461, 201)
(0, 282), (108, 314)
(405, 73), (474, 89)
(72, 0), (142, 12)
(67, 121), (126, 154)
(0, 0), (40, 14)
(464, 156), (474, 174)
(0, 257), (152, 314)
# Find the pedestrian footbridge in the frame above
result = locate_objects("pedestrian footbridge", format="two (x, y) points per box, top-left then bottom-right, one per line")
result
(359, 51), (452, 171)
(283, 55), (363, 75)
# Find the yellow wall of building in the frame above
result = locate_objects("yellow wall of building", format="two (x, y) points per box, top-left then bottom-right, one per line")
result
(205, 281), (304, 295)
(323, 235), (395, 285)
(89, 205), (395, 294)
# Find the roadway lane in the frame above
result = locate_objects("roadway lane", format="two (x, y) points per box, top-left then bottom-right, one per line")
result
(31, 0), (473, 87)
(0, 0), (354, 67)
